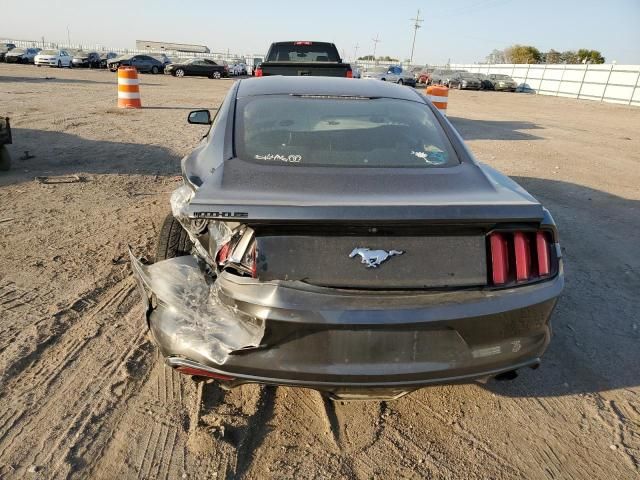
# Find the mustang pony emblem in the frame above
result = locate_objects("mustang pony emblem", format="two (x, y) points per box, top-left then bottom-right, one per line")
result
(349, 247), (404, 268)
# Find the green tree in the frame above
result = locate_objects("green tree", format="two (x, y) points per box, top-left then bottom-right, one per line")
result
(543, 49), (561, 64)
(560, 50), (579, 64)
(504, 44), (542, 64)
(358, 55), (375, 61)
(577, 49), (605, 64)
(485, 49), (506, 64)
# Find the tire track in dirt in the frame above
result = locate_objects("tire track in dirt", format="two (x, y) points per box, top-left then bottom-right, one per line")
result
(89, 355), (197, 480)
(0, 269), (129, 386)
(0, 275), (154, 478)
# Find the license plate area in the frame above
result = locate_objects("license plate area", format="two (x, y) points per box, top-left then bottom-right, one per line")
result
(256, 235), (487, 288)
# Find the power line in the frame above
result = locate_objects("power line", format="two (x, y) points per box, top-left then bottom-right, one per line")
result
(372, 34), (381, 60)
(409, 9), (423, 64)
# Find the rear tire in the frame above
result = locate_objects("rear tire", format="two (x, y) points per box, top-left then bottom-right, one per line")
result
(213, 71), (221, 79)
(151, 65), (159, 74)
(398, 79), (403, 85)
(0, 146), (11, 171)
(156, 214), (193, 261)
(57, 60), (62, 68)
(175, 68), (185, 78)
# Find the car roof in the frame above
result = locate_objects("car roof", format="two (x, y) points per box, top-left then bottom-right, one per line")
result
(236, 76), (424, 102)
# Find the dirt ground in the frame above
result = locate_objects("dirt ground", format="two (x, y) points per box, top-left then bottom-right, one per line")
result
(0, 63), (638, 480)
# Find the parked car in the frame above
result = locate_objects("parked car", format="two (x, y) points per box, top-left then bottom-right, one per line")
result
(417, 68), (435, 85)
(107, 54), (164, 73)
(34, 49), (73, 68)
(71, 51), (101, 68)
(475, 73), (494, 90)
(151, 53), (172, 67)
(130, 76), (564, 401)
(165, 58), (228, 79)
(228, 63), (248, 76)
(430, 69), (465, 86)
(362, 65), (415, 86)
(257, 41), (352, 78)
(488, 74), (518, 92)
(0, 43), (16, 61)
(5, 48), (40, 64)
(98, 52), (118, 69)
(0, 117), (12, 171)
(448, 72), (482, 90)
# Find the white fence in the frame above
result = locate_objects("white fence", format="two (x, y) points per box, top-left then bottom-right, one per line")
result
(450, 63), (640, 106)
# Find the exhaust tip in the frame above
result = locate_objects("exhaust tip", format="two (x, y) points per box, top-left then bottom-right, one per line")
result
(494, 370), (518, 381)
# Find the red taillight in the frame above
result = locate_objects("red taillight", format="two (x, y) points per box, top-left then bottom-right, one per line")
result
(216, 237), (257, 278)
(489, 230), (554, 286)
(294, 41), (312, 45)
(216, 242), (231, 264)
(536, 232), (551, 276)
(346, 69), (353, 78)
(489, 233), (509, 285)
(175, 366), (235, 380)
(514, 232), (531, 281)
(255, 67), (263, 77)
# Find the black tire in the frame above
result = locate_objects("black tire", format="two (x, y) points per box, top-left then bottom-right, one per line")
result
(212, 71), (221, 79)
(151, 65), (159, 74)
(57, 60), (62, 68)
(0, 146), (11, 171)
(398, 79), (403, 85)
(156, 214), (193, 261)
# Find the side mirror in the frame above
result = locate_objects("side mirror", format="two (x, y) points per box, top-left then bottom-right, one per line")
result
(188, 110), (212, 125)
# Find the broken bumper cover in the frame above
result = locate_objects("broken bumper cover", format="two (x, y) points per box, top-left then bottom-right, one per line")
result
(131, 252), (563, 392)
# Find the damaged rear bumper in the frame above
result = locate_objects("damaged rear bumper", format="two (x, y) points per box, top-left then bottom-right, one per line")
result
(131, 250), (563, 395)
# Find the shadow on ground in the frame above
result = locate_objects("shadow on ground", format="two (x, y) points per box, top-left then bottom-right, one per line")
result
(486, 177), (640, 397)
(0, 74), (163, 86)
(449, 116), (544, 141)
(0, 128), (182, 186)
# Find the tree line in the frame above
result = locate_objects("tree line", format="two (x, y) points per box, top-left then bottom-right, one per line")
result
(486, 45), (605, 64)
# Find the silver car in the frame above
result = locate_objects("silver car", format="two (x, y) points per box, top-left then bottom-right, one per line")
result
(362, 66), (414, 85)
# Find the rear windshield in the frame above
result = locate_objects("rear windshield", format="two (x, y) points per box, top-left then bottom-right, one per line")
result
(40, 50), (58, 55)
(266, 42), (339, 62)
(235, 96), (459, 168)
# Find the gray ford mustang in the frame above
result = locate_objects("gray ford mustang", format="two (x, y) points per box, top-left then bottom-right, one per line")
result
(131, 76), (564, 400)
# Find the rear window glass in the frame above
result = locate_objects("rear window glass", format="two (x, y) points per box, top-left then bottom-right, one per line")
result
(235, 96), (459, 168)
(266, 43), (339, 62)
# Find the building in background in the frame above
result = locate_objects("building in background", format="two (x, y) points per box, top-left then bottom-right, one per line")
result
(135, 40), (210, 54)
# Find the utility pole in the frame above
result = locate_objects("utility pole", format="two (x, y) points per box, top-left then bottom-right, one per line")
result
(353, 43), (359, 61)
(372, 34), (381, 62)
(66, 25), (70, 46)
(409, 9), (423, 65)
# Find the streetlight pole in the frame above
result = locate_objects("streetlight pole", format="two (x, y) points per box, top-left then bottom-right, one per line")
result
(353, 43), (359, 61)
(372, 34), (381, 63)
(66, 25), (70, 47)
(409, 9), (423, 65)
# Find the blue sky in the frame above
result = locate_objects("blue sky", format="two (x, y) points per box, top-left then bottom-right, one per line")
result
(2, 0), (639, 64)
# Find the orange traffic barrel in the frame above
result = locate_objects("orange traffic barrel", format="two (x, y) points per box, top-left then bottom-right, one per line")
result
(117, 67), (142, 108)
(426, 85), (448, 115)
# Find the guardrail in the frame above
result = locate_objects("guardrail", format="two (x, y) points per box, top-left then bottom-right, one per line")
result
(449, 63), (640, 106)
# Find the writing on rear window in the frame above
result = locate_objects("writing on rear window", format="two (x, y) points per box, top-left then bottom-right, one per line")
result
(255, 154), (303, 163)
(236, 96), (460, 168)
